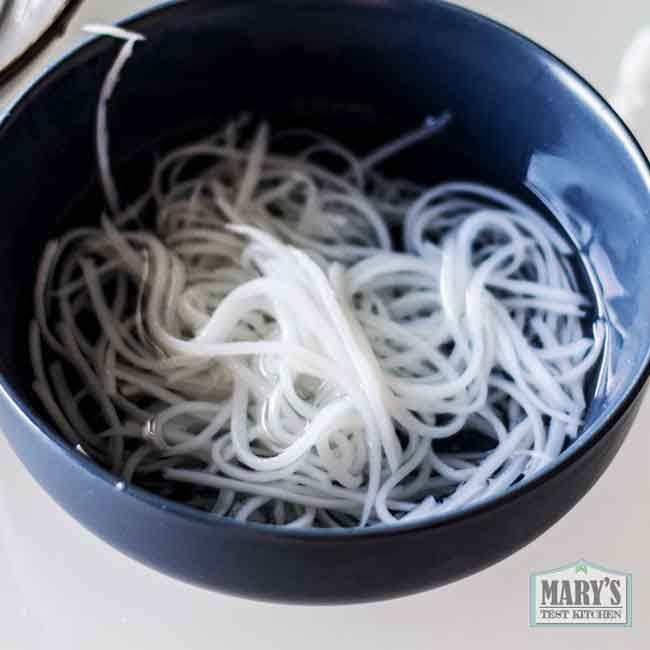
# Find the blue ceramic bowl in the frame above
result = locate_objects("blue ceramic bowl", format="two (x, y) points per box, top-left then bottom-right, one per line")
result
(0, 0), (649, 604)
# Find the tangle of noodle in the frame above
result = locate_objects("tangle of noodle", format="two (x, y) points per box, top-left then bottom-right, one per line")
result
(29, 27), (603, 528)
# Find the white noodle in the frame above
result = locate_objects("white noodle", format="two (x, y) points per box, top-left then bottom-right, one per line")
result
(30, 32), (603, 528)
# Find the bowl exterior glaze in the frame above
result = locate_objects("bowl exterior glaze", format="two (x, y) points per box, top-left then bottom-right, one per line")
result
(0, 0), (649, 603)
(0, 387), (643, 603)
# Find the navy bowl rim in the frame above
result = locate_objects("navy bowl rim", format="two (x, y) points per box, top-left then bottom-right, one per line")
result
(1, 0), (649, 540)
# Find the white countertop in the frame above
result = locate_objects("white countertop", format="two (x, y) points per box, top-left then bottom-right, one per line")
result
(1, 2), (648, 648)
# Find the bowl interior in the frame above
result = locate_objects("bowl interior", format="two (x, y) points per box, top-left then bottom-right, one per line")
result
(1, 0), (649, 516)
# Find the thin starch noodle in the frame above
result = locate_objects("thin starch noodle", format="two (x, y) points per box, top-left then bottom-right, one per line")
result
(29, 27), (603, 528)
